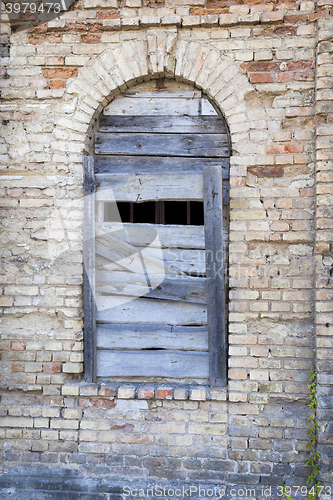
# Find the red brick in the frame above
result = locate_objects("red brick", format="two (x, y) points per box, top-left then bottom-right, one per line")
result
(44, 68), (79, 79)
(156, 388), (172, 400)
(98, 386), (117, 397)
(284, 144), (303, 153)
(230, 177), (246, 187)
(274, 26), (296, 36)
(11, 363), (24, 372)
(12, 341), (25, 351)
(82, 35), (102, 44)
(88, 398), (116, 409)
(45, 34), (61, 43)
(277, 72), (294, 82)
(247, 61), (280, 72)
(49, 80), (66, 89)
(309, 9), (331, 21)
(300, 188), (315, 196)
(66, 22), (103, 33)
(249, 73), (274, 83)
(288, 60), (315, 71)
(43, 364), (61, 373)
(284, 14), (308, 23)
(248, 167), (283, 178)
(28, 35), (45, 45)
(138, 387), (155, 399)
(97, 11), (120, 19)
(294, 71), (315, 81)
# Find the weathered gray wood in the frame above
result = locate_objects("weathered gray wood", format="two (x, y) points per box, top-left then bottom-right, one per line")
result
(96, 350), (209, 378)
(145, 247), (206, 275)
(94, 156), (230, 180)
(96, 324), (208, 351)
(96, 222), (205, 249)
(203, 165), (226, 387)
(103, 97), (217, 116)
(83, 156), (96, 383)
(95, 173), (203, 202)
(95, 133), (229, 157)
(95, 228), (185, 277)
(96, 274), (207, 303)
(96, 296), (207, 325)
(99, 116), (229, 135)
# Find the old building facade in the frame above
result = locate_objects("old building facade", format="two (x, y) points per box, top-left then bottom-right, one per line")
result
(1, 0), (333, 497)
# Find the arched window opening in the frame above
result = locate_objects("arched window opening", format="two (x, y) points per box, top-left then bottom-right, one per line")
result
(84, 79), (231, 386)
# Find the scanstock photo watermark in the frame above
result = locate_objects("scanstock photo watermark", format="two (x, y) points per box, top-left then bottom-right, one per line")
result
(2, 0), (76, 32)
(122, 485), (333, 499)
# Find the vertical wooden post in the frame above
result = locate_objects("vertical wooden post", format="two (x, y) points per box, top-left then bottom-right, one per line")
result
(203, 165), (227, 386)
(83, 156), (96, 382)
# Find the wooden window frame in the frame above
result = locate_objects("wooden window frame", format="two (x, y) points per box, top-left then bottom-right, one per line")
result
(83, 157), (228, 387)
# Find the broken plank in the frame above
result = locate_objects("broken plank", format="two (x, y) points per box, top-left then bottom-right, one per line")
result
(96, 295), (207, 325)
(96, 222), (206, 249)
(99, 116), (229, 135)
(96, 350), (209, 378)
(96, 324), (208, 351)
(95, 133), (229, 157)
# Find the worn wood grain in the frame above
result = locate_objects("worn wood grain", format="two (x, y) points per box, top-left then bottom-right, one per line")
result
(96, 274), (207, 303)
(94, 156), (230, 180)
(99, 116), (229, 135)
(95, 133), (229, 157)
(96, 222), (206, 249)
(96, 324), (208, 351)
(96, 295), (207, 325)
(203, 165), (227, 387)
(95, 228), (184, 277)
(95, 173), (204, 202)
(103, 97), (217, 116)
(96, 350), (209, 378)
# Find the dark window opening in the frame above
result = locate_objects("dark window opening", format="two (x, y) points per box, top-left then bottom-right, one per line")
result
(105, 201), (204, 226)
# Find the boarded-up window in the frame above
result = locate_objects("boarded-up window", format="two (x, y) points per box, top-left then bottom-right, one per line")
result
(84, 80), (230, 386)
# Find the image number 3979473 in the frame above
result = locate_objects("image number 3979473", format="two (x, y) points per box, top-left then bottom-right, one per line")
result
(3, 0), (76, 32)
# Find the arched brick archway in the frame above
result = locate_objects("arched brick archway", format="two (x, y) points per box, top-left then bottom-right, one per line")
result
(53, 31), (259, 160)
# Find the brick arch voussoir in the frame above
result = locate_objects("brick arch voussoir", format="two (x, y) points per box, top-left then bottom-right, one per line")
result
(57, 34), (257, 155)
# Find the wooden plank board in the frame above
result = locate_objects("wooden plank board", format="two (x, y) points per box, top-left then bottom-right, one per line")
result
(83, 156), (96, 383)
(203, 165), (227, 387)
(99, 116), (229, 135)
(96, 296), (207, 325)
(96, 350), (209, 378)
(96, 222), (205, 249)
(95, 133), (229, 157)
(122, 90), (202, 98)
(96, 274), (207, 304)
(103, 97), (217, 116)
(95, 173), (203, 202)
(96, 324), (208, 351)
(94, 156), (230, 180)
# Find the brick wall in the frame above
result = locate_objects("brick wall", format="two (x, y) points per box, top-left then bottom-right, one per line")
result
(0, 0), (333, 496)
